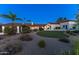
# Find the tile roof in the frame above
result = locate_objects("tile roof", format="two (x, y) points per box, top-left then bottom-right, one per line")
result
(0, 23), (46, 27)
(48, 22), (60, 24)
(24, 24), (46, 27)
(49, 20), (76, 24)
(57, 20), (76, 23)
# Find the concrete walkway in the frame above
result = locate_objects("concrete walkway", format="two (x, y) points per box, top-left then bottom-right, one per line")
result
(0, 33), (4, 35)
(18, 32), (72, 55)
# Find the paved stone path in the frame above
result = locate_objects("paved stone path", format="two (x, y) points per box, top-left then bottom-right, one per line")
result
(0, 34), (22, 54)
(0, 32), (75, 55)
(17, 32), (72, 55)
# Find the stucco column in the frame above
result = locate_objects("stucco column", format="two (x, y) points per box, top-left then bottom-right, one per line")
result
(21, 26), (22, 32)
(17, 26), (20, 33)
(2, 26), (5, 33)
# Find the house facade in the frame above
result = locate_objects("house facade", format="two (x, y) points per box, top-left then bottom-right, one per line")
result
(25, 24), (45, 30)
(0, 23), (23, 35)
(0, 23), (46, 35)
(60, 21), (77, 31)
(0, 20), (78, 35)
(44, 23), (60, 31)
(44, 20), (77, 31)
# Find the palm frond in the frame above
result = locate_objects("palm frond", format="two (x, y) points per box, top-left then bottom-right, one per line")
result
(0, 14), (12, 19)
(26, 20), (32, 22)
(8, 11), (16, 18)
(0, 11), (22, 23)
(16, 18), (22, 20)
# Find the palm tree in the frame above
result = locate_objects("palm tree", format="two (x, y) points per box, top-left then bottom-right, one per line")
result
(75, 9), (79, 30)
(56, 17), (68, 23)
(0, 11), (22, 34)
(23, 18), (33, 25)
(76, 9), (79, 23)
(26, 20), (33, 25)
(0, 11), (22, 23)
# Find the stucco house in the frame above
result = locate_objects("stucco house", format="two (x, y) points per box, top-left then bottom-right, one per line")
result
(44, 23), (60, 31)
(44, 20), (77, 31)
(0, 23), (23, 35)
(0, 23), (46, 35)
(25, 24), (46, 30)
(0, 20), (78, 35)
(60, 20), (77, 31)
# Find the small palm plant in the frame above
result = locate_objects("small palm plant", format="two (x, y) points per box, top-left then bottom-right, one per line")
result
(26, 20), (33, 25)
(23, 18), (33, 25)
(0, 11), (22, 34)
(0, 11), (22, 23)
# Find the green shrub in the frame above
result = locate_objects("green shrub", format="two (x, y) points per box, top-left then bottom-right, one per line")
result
(55, 27), (61, 29)
(59, 38), (70, 43)
(22, 25), (31, 33)
(71, 40), (79, 55)
(66, 31), (77, 36)
(65, 34), (70, 38)
(38, 40), (46, 48)
(63, 40), (79, 55)
(39, 27), (44, 31)
(72, 26), (76, 29)
(33, 29), (38, 32)
(66, 30), (70, 33)
(4, 26), (16, 35)
(73, 30), (79, 33)
(20, 34), (33, 41)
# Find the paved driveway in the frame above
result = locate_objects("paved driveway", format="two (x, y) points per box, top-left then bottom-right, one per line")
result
(18, 32), (72, 55)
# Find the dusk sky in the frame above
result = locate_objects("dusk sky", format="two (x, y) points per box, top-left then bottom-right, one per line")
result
(0, 4), (78, 24)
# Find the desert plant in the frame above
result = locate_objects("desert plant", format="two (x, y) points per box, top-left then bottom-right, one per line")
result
(72, 30), (79, 33)
(38, 40), (46, 48)
(33, 29), (38, 32)
(21, 25), (31, 33)
(71, 40), (79, 55)
(4, 44), (22, 55)
(66, 30), (71, 33)
(63, 40), (79, 55)
(55, 27), (61, 29)
(0, 11), (22, 23)
(20, 34), (32, 41)
(65, 34), (70, 38)
(66, 31), (77, 36)
(4, 26), (16, 35)
(59, 38), (70, 43)
(39, 27), (44, 31)
(72, 26), (76, 29)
